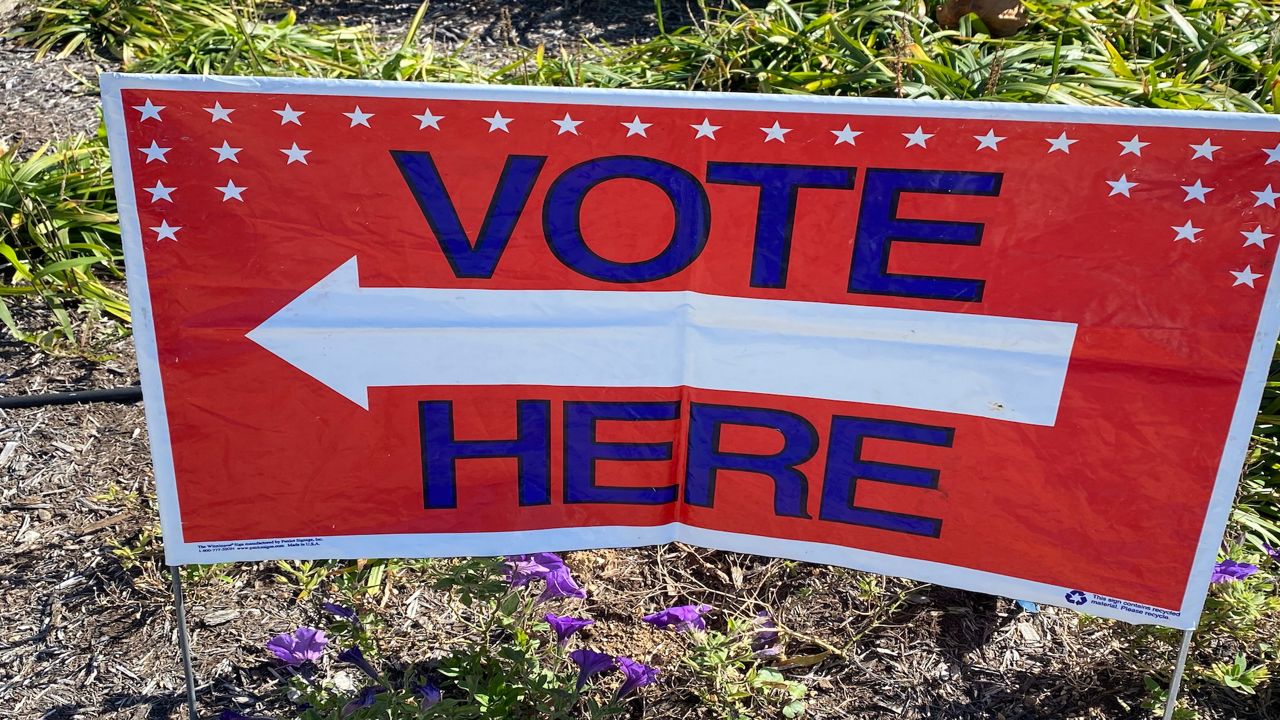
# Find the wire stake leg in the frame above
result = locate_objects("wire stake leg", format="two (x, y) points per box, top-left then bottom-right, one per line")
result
(1163, 629), (1194, 720)
(171, 566), (199, 720)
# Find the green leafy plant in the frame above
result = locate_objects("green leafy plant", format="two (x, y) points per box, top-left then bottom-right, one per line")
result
(682, 616), (808, 719)
(126, 7), (378, 77)
(1201, 563), (1280, 640)
(109, 522), (161, 569)
(1201, 653), (1271, 695)
(0, 135), (128, 349)
(8, 0), (229, 59)
(1138, 676), (1198, 720)
(503, 0), (1279, 112)
(275, 560), (336, 599)
(252, 556), (636, 720)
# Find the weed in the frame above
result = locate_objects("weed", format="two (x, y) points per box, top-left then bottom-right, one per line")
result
(275, 559), (335, 599)
(1201, 653), (1271, 695)
(109, 522), (161, 569)
(682, 616), (808, 719)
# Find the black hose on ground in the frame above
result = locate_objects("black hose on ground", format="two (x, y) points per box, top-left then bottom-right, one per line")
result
(0, 386), (143, 409)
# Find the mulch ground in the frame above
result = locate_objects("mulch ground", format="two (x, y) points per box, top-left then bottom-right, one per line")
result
(0, 1), (1276, 718)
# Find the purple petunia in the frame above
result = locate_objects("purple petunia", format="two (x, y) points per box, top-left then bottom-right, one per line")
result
(337, 646), (381, 681)
(503, 552), (587, 602)
(265, 627), (327, 666)
(504, 556), (552, 588)
(504, 552), (569, 584)
(545, 613), (593, 645)
(1264, 543), (1279, 561)
(1211, 559), (1260, 584)
(569, 648), (615, 689)
(539, 569), (588, 602)
(642, 604), (712, 632)
(415, 681), (442, 708)
(341, 687), (381, 717)
(751, 611), (782, 658)
(323, 602), (359, 622)
(615, 656), (660, 698)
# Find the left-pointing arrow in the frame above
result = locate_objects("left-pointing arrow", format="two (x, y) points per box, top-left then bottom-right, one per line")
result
(246, 257), (1076, 424)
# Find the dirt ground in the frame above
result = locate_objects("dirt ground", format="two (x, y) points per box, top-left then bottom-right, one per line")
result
(1, 1), (1277, 718)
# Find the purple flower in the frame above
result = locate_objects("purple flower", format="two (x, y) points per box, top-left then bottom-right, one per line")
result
(539, 568), (587, 602)
(642, 604), (712, 632)
(545, 613), (593, 645)
(341, 687), (381, 717)
(217, 712), (273, 720)
(323, 602), (359, 622)
(337, 646), (381, 681)
(415, 681), (442, 707)
(265, 627), (327, 666)
(531, 552), (568, 571)
(615, 656), (660, 698)
(504, 556), (552, 588)
(751, 611), (781, 657)
(1211, 559), (1259, 584)
(569, 648), (615, 689)
(1264, 543), (1279, 560)
(504, 552), (571, 588)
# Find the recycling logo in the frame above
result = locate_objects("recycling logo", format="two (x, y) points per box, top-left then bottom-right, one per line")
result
(1064, 590), (1088, 605)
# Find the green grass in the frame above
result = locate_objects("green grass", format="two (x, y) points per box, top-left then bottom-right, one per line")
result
(0, 134), (128, 348)
(508, 0), (1279, 112)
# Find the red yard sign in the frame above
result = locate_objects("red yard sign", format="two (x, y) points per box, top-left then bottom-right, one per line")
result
(102, 74), (1280, 628)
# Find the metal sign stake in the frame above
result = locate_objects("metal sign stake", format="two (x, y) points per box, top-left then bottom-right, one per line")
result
(171, 566), (200, 720)
(1162, 629), (1195, 720)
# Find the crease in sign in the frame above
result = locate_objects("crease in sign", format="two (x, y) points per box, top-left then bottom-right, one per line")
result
(248, 257), (1078, 425)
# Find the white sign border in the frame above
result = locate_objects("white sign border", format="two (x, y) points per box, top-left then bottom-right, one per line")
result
(101, 72), (1280, 630)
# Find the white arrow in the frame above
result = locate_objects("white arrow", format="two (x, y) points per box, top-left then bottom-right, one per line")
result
(247, 257), (1077, 425)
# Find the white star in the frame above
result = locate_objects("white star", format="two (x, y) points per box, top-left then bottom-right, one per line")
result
(973, 129), (1005, 151)
(690, 118), (720, 140)
(552, 113), (583, 135)
(1263, 143), (1280, 165)
(621, 115), (651, 137)
(150, 220), (180, 241)
(211, 141), (242, 163)
(274, 104), (304, 125)
(343, 106), (374, 127)
(1242, 226), (1272, 249)
(1118, 134), (1149, 156)
(1045, 132), (1077, 154)
(216, 180), (246, 202)
(281, 143), (311, 165)
(483, 110), (513, 133)
(1253, 185), (1280, 208)
(1231, 266), (1263, 288)
(760, 121), (791, 143)
(1189, 138), (1220, 160)
(831, 124), (861, 146)
(1106, 174), (1137, 197)
(903, 126), (933, 148)
(1181, 180), (1214, 203)
(133, 99), (164, 121)
(413, 108), (443, 130)
(144, 181), (174, 203)
(1171, 220), (1202, 243)
(139, 141), (170, 163)
(204, 101), (233, 123)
